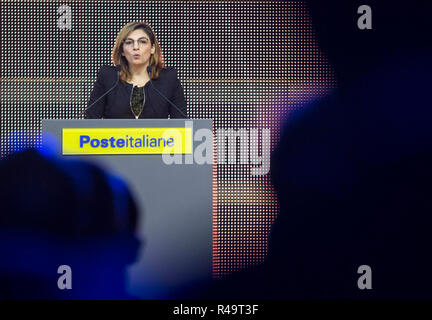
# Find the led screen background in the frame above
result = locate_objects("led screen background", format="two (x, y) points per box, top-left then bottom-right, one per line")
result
(0, 0), (336, 278)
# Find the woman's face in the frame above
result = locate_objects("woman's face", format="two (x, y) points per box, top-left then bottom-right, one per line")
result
(122, 29), (155, 68)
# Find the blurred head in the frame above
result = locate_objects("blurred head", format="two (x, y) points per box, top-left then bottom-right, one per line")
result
(112, 21), (164, 81)
(269, 35), (432, 298)
(0, 149), (140, 299)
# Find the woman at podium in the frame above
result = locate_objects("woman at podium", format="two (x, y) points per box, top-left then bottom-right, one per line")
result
(85, 21), (187, 119)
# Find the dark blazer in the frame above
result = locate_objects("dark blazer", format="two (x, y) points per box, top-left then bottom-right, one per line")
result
(85, 65), (187, 119)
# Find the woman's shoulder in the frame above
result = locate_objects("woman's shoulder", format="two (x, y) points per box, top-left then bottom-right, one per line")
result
(159, 66), (178, 76)
(102, 64), (120, 70)
(98, 65), (120, 76)
(95, 65), (120, 85)
(158, 66), (180, 83)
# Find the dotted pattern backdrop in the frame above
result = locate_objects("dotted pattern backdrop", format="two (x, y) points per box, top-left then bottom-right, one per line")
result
(0, 0), (336, 278)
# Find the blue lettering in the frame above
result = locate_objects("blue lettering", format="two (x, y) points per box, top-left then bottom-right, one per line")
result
(109, 137), (116, 147)
(135, 138), (142, 147)
(117, 138), (125, 148)
(90, 139), (100, 148)
(80, 135), (90, 148)
(158, 137), (166, 147)
(149, 138), (157, 147)
(100, 139), (108, 148)
(167, 137), (174, 147)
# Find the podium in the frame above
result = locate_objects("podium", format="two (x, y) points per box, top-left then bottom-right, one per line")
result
(42, 119), (214, 299)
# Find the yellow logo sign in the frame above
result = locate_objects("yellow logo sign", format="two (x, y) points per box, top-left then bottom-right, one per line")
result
(62, 128), (192, 155)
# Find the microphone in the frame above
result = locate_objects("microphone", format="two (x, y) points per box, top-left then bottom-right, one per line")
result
(147, 66), (188, 118)
(83, 66), (120, 118)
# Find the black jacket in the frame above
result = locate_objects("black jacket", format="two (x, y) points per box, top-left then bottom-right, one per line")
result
(85, 65), (187, 119)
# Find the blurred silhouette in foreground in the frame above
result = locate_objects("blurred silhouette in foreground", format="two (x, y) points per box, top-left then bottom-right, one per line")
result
(0, 149), (140, 299)
(206, 0), (432, 299)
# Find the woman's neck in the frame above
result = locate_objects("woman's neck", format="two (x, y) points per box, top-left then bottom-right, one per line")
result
(129, 63), (149, 79)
